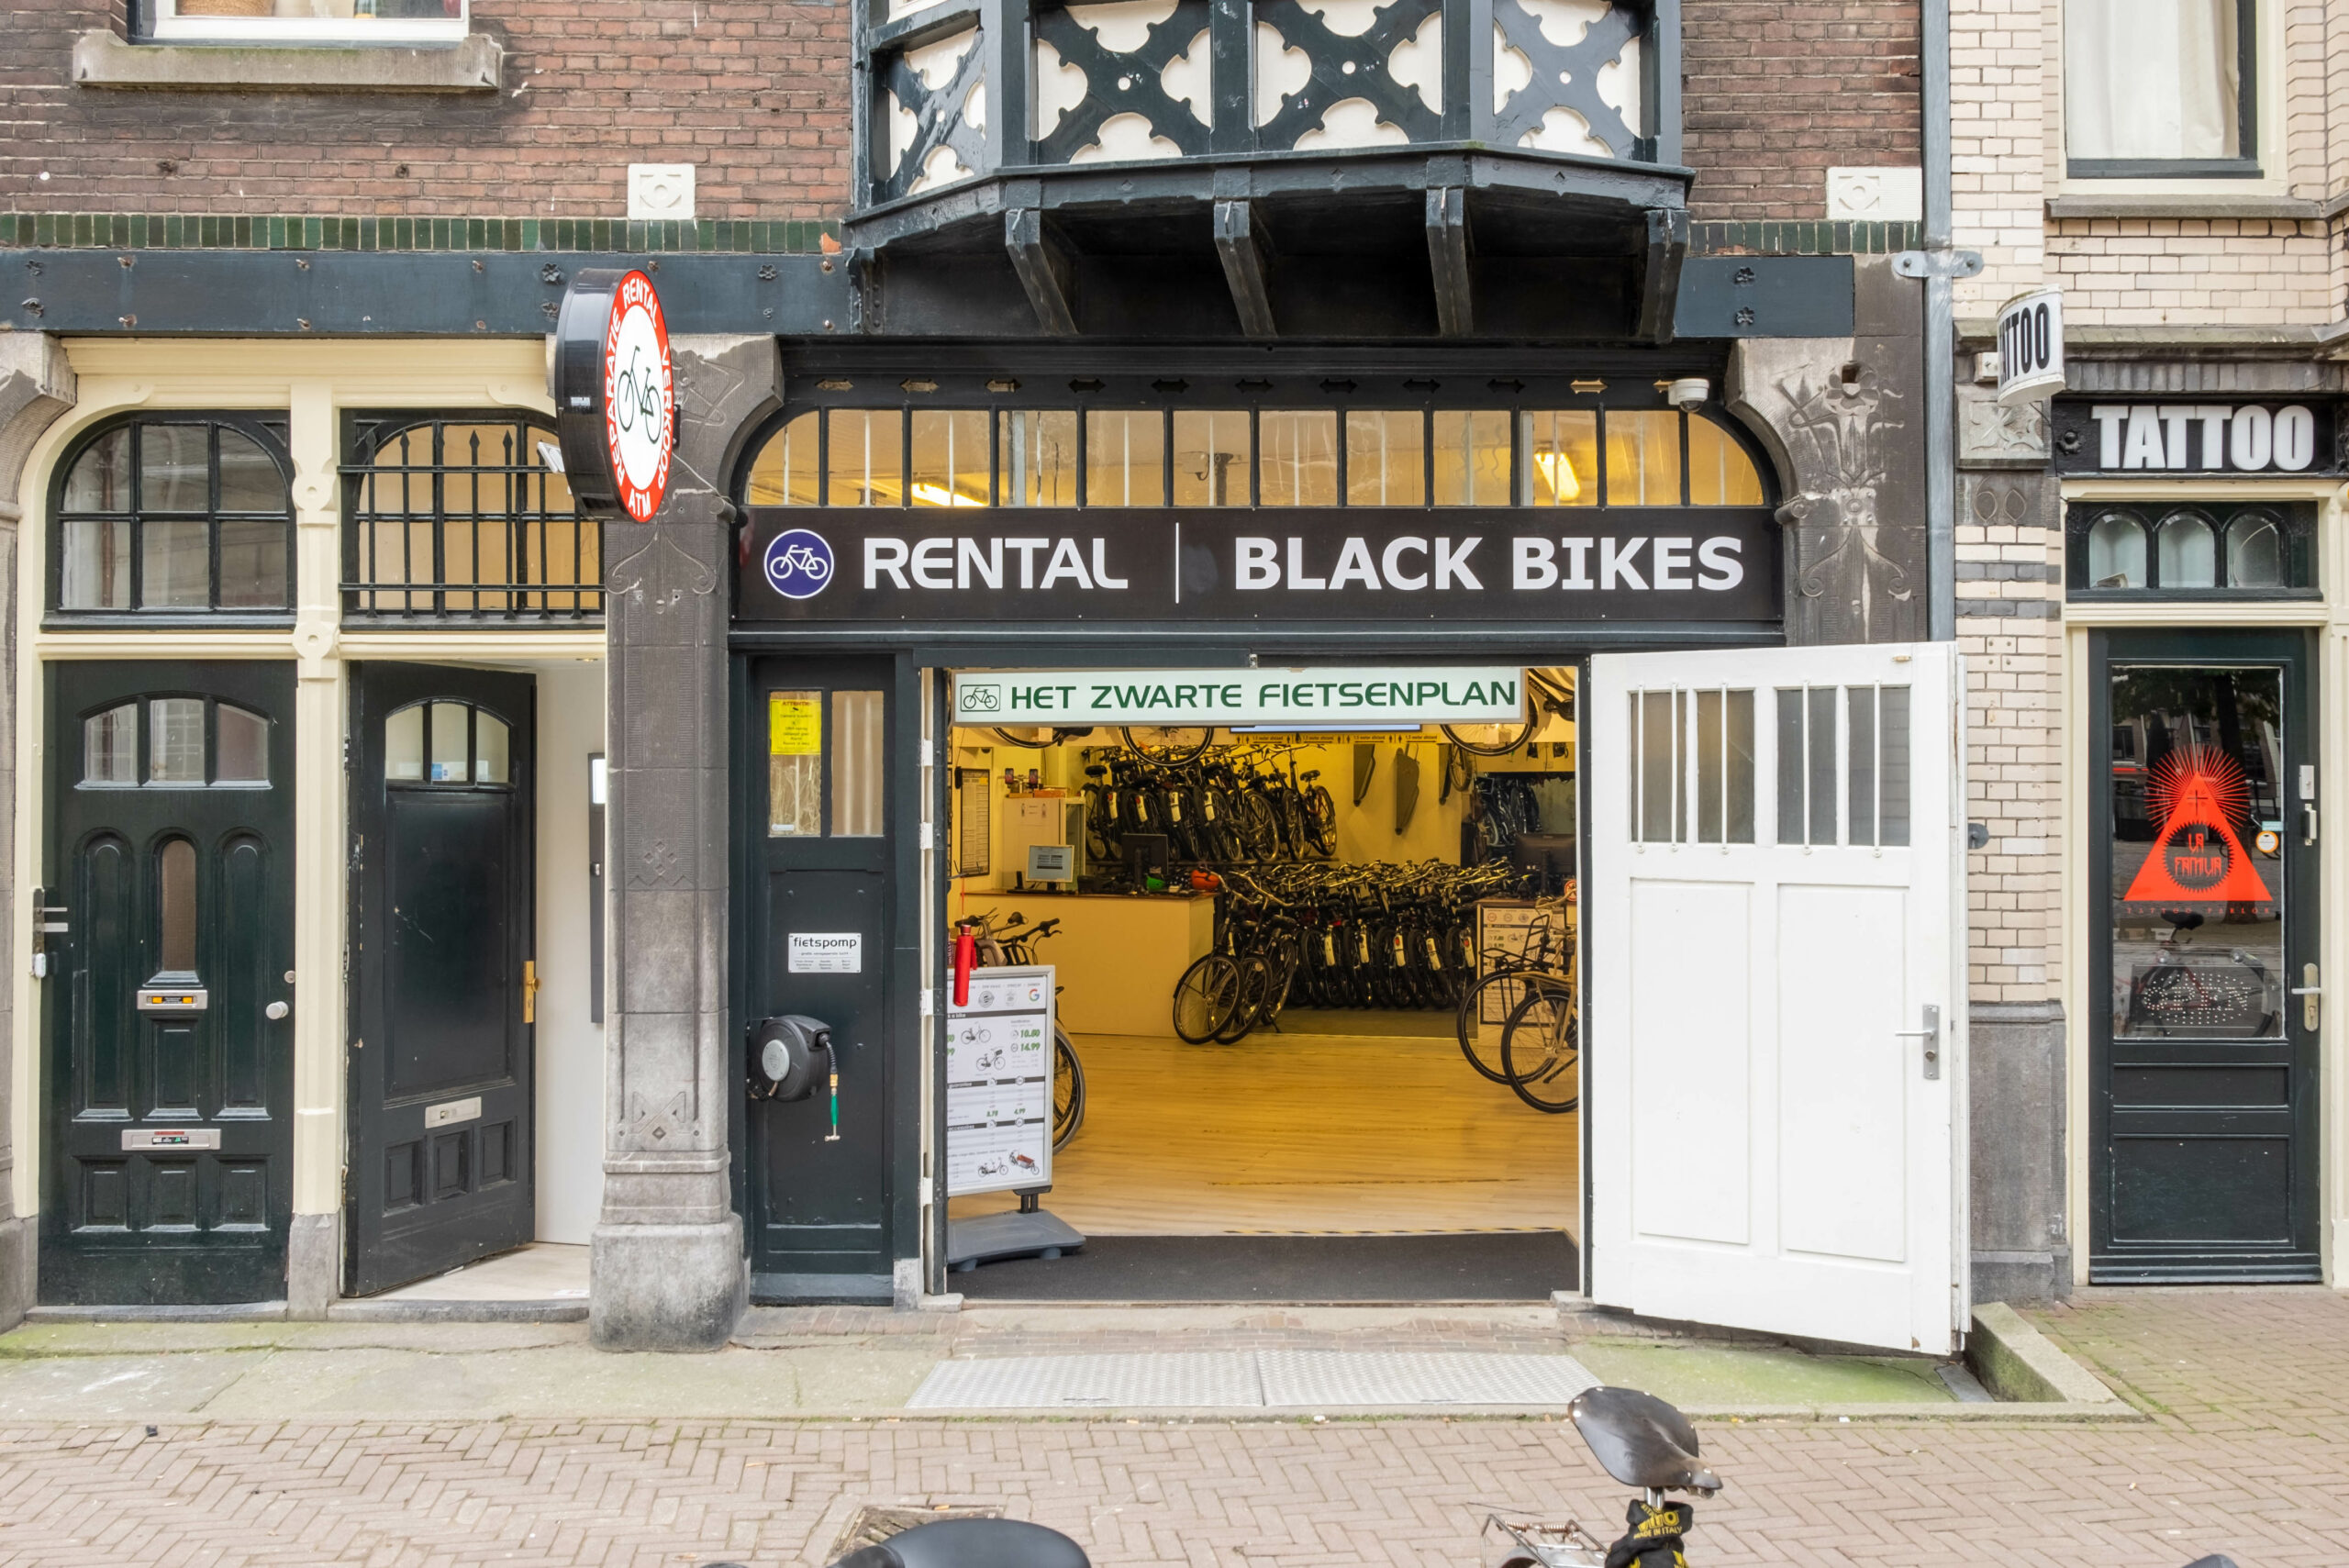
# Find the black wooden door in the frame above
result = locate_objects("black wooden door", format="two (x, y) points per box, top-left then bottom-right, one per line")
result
(347, 663), (536, 1296)
(740, 658), (898, 1300)
(2089, 630), (2321, 1281)
(41, 661), (296, 1306)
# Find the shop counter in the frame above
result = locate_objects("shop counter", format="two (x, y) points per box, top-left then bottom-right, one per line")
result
(953, 890), (1214, 1039)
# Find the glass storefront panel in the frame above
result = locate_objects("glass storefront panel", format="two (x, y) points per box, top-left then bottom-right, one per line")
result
(2108, 664), (2286, 1040)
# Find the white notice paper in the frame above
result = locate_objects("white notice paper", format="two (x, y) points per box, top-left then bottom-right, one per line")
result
(946, 965), (1054, 1197)
(787, 933), (863, 973)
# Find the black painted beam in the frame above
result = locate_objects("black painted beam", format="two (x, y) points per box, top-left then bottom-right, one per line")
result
(1426, 186), (1472, 337)
(0, 249), (852, 337)
(1003, 208), (1079, 335)
(1635, 207), (1687, 343)
(1212, 200), (1277, 339)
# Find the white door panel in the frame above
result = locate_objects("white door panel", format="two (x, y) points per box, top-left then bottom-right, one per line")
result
(1589, 642), (1965, 1354)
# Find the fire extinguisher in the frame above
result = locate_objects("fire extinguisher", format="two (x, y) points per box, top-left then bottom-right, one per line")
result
(952, 921), (977, 1008)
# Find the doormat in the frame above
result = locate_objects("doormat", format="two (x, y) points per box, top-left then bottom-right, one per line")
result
(907, 1351), (1601, 1410)
(953, 1230), (1578, 1302)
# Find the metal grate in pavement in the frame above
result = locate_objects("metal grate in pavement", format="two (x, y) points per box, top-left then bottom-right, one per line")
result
(1258, 1351), (1600, 1407)
(906, 1351), (1598, 1409)
(907, 1352), (1261, 1409)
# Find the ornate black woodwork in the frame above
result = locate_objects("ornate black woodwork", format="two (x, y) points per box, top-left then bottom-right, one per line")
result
(849, 0), (1687, 342)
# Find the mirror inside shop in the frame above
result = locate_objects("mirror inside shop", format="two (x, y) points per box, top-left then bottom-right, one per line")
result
(943, 667), (1582, 1301)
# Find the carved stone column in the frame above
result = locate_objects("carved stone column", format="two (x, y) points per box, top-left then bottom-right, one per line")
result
(1727, 257), (1929, 646)
(591, 336), (779, 1351)
(0, 336), (76, 1332)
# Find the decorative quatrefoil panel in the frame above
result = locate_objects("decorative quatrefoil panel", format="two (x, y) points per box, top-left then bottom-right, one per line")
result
(878, 25), (989, 202)
(1033, 0), (1213, 163)
(1490, 0), (1642, 158)
(1253, 0), (1444, 152)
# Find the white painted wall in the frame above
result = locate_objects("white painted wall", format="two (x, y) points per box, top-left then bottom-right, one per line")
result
(533, 661), (606, 1243)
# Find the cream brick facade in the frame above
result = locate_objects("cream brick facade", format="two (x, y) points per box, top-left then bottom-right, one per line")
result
(1951, 0), (2349, 1287)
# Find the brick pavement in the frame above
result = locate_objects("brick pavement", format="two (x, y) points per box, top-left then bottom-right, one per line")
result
(0, 1287), (2342, 1568)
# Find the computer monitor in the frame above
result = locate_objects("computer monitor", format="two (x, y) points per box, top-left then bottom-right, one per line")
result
(1123, 833), (1169, 884)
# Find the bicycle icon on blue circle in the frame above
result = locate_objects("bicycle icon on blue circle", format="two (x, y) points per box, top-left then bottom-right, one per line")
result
(763, 528), (835, 600)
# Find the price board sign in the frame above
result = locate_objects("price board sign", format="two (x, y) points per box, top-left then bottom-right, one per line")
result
(945, 964), (1055, 1197)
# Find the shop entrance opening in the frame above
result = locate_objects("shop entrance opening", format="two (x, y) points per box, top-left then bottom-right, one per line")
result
(941, 665), (1584, 1302)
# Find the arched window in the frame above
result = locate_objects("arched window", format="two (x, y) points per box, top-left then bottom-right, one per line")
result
(344, 415), (596, 622)
(2070, 500), (2314, 595)
(2085, 509), (2148, 589)
(53, 416), (294, 615)
(384, 701), (512, 786)
(80, 696), (272, 787)
(2153, 509), (2217, 588)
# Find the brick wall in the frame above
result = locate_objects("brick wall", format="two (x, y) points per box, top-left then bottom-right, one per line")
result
(0, 1), (1914, 229)
(0, 1), (852, 220)
(1681, 0), (1922, 222)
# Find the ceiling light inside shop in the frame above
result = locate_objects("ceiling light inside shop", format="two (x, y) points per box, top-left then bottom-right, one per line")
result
(1532, 450), (1581, 501)
(911, 482), (985, 507)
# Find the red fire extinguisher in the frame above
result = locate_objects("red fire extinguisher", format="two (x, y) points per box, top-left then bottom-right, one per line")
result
(952, 922), (977, 1008)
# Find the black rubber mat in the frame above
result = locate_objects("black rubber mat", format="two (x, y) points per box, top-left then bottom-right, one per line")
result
(952, 1230), (1579, 1302)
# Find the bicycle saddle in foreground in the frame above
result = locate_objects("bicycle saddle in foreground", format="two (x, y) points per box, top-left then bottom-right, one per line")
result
(1567, 1386), (1721, 1496)
(829, 1518), (1090, 1568)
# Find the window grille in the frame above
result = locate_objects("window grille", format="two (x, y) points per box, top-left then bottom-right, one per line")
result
(343, 415), (601, 623)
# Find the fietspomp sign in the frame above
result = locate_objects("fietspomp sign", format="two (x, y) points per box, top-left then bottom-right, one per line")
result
(952, 668), (1524, 728)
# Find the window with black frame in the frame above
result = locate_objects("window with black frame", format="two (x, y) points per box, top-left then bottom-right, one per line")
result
(2065, 0), (2257, 178)
(2067, 500), (2314, 596)
(741, 403), (1767, 510)
(342, 414), (601, 623)
(51, 415), (295, 617)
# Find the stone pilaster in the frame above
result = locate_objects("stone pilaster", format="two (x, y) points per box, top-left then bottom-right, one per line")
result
(0, 335), (76, 1331)
(590, 336), (779, 1351)
(1727, 256), (1930, 646)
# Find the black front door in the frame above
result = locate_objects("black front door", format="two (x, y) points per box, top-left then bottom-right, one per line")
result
(347, 663), (537, 1296)
(2089, 630), (2321, 1281)
(738, 657), (904, 1300)
(41, 661), (296, 1305)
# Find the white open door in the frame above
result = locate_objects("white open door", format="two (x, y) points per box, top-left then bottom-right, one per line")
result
(1586, 643), (1966, 1354)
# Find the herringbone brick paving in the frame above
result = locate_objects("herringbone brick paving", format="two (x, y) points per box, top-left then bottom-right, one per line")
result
(0, 1287), (2342, 1567)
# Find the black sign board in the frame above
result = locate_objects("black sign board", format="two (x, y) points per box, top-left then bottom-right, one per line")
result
(738, 508), (1781, 626)
(2051, 398), (2343, 477)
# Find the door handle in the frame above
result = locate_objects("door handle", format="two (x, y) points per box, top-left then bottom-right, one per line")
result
(1893, 1003), (1942, 1080)
(523, 959), (540, 1024)
(265, 1000), (290, 1021)
(2291, 963), (2319, 1030)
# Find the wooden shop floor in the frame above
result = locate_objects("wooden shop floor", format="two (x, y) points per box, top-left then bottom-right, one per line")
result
(948, 1026), (1580, 1237)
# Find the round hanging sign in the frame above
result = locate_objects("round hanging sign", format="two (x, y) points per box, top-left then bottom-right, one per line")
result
(553, 268), (675, 523)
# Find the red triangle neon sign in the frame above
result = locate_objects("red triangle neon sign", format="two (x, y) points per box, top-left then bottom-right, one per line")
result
(2121, 744), (2275, 906)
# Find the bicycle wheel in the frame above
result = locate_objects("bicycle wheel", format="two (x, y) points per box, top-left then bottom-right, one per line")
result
(1501, 984), (1580, 1113)
(1236, 792), (1282, 861)
(1442, 719), (1535, 757)
(1172, 952), (1246, 1042)
(1122, 725), (1216, 762)
(1260, 933), (1301, 1026)
(1456, 970), (1540, 1082)
(1216, 955), (1273, 1042)
(1052, 1028), (1086, 1150)
(1301, 784), (1338, 857)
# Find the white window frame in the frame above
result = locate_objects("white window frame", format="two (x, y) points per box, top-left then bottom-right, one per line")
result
(143, 1), (469, 46)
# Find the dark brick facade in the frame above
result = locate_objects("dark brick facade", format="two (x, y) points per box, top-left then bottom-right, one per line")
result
(0, 1), (852, 220)
(1, 1), (1916, 228)
(1681, 0), (1922, 222)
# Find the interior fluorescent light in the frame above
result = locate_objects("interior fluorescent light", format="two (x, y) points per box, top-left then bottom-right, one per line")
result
(1531, 450), (1580, 502)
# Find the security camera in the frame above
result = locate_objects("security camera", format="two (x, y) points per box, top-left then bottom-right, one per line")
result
(748, 1014), (834, 1102)
(1667, 377), (1710, 413)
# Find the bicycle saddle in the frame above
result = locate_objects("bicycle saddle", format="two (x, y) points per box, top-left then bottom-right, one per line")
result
(1567, 1386), (1720, 1496)
(829, 1519), (1091, 1568)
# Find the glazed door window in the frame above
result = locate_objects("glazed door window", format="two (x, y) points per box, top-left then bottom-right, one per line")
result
(2107, 665), (2286, 1039)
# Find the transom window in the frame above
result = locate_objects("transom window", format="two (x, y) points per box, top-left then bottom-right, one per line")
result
(82, 697), (271, 788)
(2068, 501), (2314, 596)
(140, 0), (468, 45)
(52, 416), (294, 617)
(745, 404), (1765, 510)
(2065, 0), (2256, 178)
(384, 701), (512, 787)
(343, 415), (600, 624)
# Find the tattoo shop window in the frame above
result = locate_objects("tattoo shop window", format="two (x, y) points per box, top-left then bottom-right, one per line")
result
(141, 1), (467, 43)
(2067, 501), (2314, 597)
(52, 415), (294, 618)
(2064, 0), (2256, 178)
